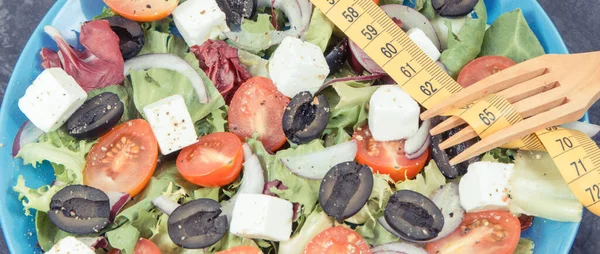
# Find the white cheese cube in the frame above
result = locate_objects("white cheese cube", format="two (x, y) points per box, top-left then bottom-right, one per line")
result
(173, 0), (230, 47)
(143, 95), (198, 155)
(230, 193), (293, 241)
(368, 85), (420, 141)
(268, 37), (330, 97)
(407, 28), (441, 62)
(47, 236), (94, 254)
(18, 68), (87, 133)
(459, 161), (514, 212)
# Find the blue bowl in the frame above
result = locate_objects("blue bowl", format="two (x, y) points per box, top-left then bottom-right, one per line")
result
(0, 0), (583, 253)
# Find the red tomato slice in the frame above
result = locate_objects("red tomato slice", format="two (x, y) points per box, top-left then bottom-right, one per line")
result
(304, 226), (371, 254)
(177, 132), (244, 187)
(426, 210), (521, 254)
(353, 125), (429, 181)
(104, 0), (179, 22)
(109, 238), (161, 254)
(457, 56), (516, 87)
(216, 246), (263, 254)
(228, 77), (290, 151)
(84, 119), (158, 196)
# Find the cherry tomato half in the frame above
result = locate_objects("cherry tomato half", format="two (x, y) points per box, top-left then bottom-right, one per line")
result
(216, 246), (263, 254)
(426, 210), (521, 254)
(228, 77), (290, 152)
(353, 125), (429, 181)
(177, 132), (244, 187)
(457, 56), (516, 87)
(84, 119), (158, 197)
(304, 226), (371, 254)
(104, 0), (179, 22)
(109, 238), (161, 254)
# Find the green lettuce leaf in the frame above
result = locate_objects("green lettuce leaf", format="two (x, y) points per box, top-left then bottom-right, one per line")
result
(129, 29), (225, 123)
(355, 217), (400, 246)
(247, 137), (322, 221)
(508, 151), (582, 222)
(481, 148), (518, 163)
(322, 127), (352, 147)
(346, 174), (394, 224)
(242, 14), (275, 33)
(115, 177), (173, 225)
(238, 50), (269, 78)
(88, 85), (137, 122)
(305, 8), (335, 52)
(480, 9), (545, 62)
(93, 7), (116, 20)
(13, 176), (62, 216)
(515, 238), (535, 254)
(35, 211), (74, 251)
(439, 0), (487, 77)
(324, 82), (378, 130)
(396, 160), (446, 197)
(279, 206), (334, 254)
(420, 0), (436, 20)
(16, 128), (94, 185)
(107, 223), (141, 254)
(195, 106), (229, 136)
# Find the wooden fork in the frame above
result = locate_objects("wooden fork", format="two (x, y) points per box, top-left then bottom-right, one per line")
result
(420, 51), (600, 165)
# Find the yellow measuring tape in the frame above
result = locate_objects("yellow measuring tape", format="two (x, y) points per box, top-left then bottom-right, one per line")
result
(311, 0), (600, 215)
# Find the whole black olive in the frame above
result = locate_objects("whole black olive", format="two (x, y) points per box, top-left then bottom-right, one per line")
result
(430, 116), (478, 179)
(384, 190), (444, 242)
(325, 38), (350, 75)
(216, 0), (257, 31)
(168, 199), (228, 249)
(283, 92), (330, 145)
(432, 0), (479, 17)
(320, 161), (373, 222)
(67, 92), (124, 140)
(48, 185), (110, 235)
(104, 16), (145, 60)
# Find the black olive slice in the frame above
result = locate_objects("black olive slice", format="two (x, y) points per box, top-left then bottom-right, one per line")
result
(103, 16), (144, 60)
(48, 185), (110, 235)
(168, 199), (228, 249)
(283, 92), (330, 145)
(67, 92), (124, 140)
(430, 116), (478, 179)
(432, 0), (479, 17)
(384, 190), (444, 242)
(216, 0), (258, 31)
(325, 38), (350, 75)
(319, 161), (373, 221)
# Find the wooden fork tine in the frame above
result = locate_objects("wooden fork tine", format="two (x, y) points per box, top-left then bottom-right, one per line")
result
(420, 66), (548, 120)
(439, 128), (477, 150)
(429, 71), (560, 136)
(430, 117), (466, 135)
(448, 103), (583, 165)
(437, 83), (567, 150)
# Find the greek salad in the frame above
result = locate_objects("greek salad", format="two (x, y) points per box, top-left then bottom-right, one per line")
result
(11, 0), (598, 253)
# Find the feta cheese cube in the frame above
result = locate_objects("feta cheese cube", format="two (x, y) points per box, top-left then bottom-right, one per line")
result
(143, 95), (198, 155)
(268, 37), (330, 97)
(47, 236), (94, 254)
(230, 193), (293, 241)
(173, 0), (230, 47)
(459, 161), (514, 212)
(407, 28), (441, 62)
(18, 68), (87, 133)
(368, 85), (420, 141)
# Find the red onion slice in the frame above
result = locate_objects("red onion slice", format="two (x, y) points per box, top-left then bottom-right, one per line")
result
(280, 140), (357, 180)
(405, 119), (432, 155)
(12, 120), (44, 157)
(349, 40), (385, 74)
(107, 191), (131, 221)
(152, 195), (180, 216)
(405, 137), (431, 160)
(561, 121), (600, 137)
(124, 53), (208, 103)
(371, 242), (428, 254)
(430, 182), (464, 241)
(222, 153), (266, 223)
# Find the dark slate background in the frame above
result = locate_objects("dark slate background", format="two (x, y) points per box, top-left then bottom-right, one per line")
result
(0, 0), (598, 253)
